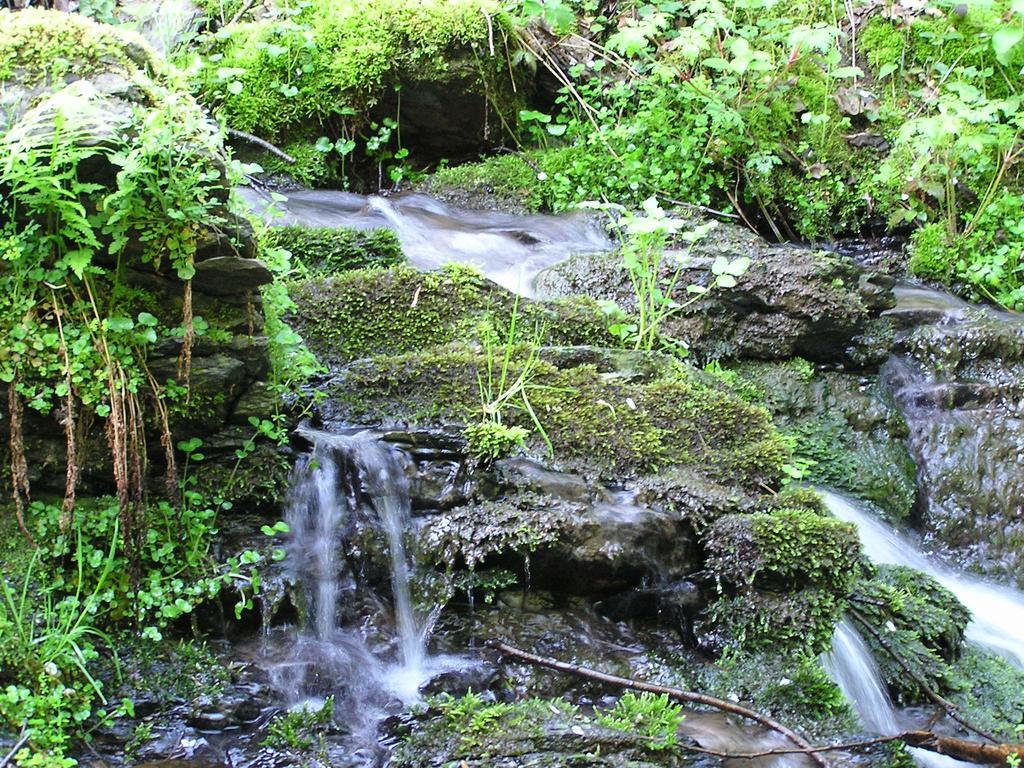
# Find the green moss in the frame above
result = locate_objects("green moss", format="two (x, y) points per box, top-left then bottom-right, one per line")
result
(423, 153), (545, 212)
(701, 652), (854, 735)
(702, 587), (845, 656)
(907, 221), (954, 282)
(394, 693), (683, 767)
(263, 225), (404, 273)
(288, 264), (614, 365)
(860, 18), (908, 75)
(851, 565), (969, 701)
(0, 8), (168, 92)
(706, 509), (861, 593)
(332, 346), (788, 483)
(184, 0), (503, 142)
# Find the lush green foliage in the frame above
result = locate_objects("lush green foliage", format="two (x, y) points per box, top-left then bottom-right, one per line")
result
(181, 0), (507, 184)
(595, 692), (684, 751)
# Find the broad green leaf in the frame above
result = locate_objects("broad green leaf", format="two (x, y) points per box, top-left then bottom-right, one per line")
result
(993, 27), (1024, 64)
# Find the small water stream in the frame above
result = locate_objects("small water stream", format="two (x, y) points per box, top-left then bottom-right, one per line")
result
(257, 428), (463, 753)
(240, 187), (612, 295)
(821, 490), (1024, 768)
(240, 194), (1024, 764)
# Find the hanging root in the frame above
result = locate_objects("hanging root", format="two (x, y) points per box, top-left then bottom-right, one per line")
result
(6, 381), (34, 543)
(105, 369), (146, 583)
(144, 363), (178, 500)
(52, 291), (79, 531)
(178, 278), (195, 392)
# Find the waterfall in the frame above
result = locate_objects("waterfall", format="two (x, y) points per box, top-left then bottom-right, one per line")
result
(823, 620), (968, 768)
(821, 490), (1024, 664)
(821, 619), (899, 735)
(820, 490), (1024, 768)
(271, 429), (444, 710)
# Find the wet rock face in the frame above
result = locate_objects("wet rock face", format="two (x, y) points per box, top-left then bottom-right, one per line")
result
(536, 222), (895, 366)
(731, 360), (918, 521)
(884, 308), (1024, 584)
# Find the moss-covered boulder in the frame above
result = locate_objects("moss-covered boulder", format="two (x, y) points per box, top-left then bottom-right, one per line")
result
(182, 0), (526, 183)
(705, 510), (860, 593)
(716, 360), (917, 521)
(321, 344), (788, 485)
(391, 694), (700, 768)
(0, 8), (173, 132)
(262, 224), (403, 274)
(850, 565), (969, 701)
(288, 264), (614, 367)
(697, 586), (846, 657)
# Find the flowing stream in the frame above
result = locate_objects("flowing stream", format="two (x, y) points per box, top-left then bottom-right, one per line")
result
(258, 428), (460, 748)
(820, 490), (1024, 768)
(239, 187), (611, 295)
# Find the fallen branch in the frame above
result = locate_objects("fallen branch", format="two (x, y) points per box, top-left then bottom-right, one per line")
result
(683, 731), (1024, 765)
(849, 609), (999, 743)
(227, 0), (259, 26)
(487, 640), (829, 768)
(487, 641), (1024, 766)
(225, 128), (295, 164)
(0, 729), (31, 768)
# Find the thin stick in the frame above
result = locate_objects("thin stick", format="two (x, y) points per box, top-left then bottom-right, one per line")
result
(487, 640), (829, 768)
(0, 730), (31, 768)
(225, 128), (296, 164)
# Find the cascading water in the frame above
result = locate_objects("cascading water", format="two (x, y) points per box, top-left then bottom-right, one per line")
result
(823, 619), (966, 768)
(821, 490), (1024, 664)
(239, 187), (611, 296)
(820, 489), (1024, 768)
(821, 619), (899, 736)
(259, 428), (461, 746)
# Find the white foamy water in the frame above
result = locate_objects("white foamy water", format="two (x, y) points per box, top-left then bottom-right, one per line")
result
(822, 490), (1024, 665)
(820, 490), (1024, 768)
(239, 187), (611, 296)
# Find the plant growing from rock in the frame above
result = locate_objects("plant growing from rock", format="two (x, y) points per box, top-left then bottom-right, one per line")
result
(465, 295), (557, 460)
(596, 691), (685, 751)
(589, 197), (750, 352)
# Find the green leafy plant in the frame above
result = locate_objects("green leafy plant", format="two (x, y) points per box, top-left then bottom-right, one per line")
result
(596, 691), (685, 751)
(472, 296), (557, 456)
(589, 198), (750, 351)
(463, 420), (530, 461)
(264, 697), (334, 753)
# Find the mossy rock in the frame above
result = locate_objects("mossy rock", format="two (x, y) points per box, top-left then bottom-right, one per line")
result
(698, 651), (854, 738)
(262, 225), (404, 274)
(0, 8), (172, 132)
(182, 0), (524, 182)
(392, 695), (698, 767)
(850, 564), (969, 701)
(698, 586), (846, 656)
(419, 153), (546, 214)
(323, 343), (788, 485)
(722, 361), (917, 521)
(705, 509), (861, 593)
(287, 264), (614, 366)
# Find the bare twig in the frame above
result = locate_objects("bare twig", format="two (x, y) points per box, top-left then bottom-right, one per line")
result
(0, 730), (32, 768)
(225, 128), (296, 164)
(487, 640), (829, 768)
